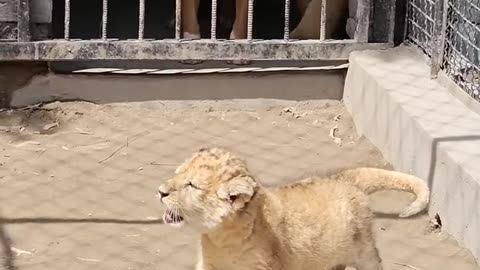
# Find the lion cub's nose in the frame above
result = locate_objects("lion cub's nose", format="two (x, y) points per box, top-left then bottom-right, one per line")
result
(158, 186), (170, 199)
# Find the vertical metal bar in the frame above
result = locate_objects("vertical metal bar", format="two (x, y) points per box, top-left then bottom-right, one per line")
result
(283, 0), (290, 41)
(354, 0), (371, 42)
(319, 0), (326, 40)
(247, 0), (254, 41)
(139, 0), (145, 40)
(211, 0), (217, 39)
(17, 0), (31, 42)
(430, 0), (448, 78)
(64, 0), (71, 40)
(102, 0), (108, 40)
(175, 0), (182, 40)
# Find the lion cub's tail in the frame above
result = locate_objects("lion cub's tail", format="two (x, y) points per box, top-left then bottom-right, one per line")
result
(334, 168), (429, 218)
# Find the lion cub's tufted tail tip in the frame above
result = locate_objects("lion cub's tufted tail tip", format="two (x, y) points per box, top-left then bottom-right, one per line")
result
(398, 199), (429, 218)
(337, 168), (430, 218)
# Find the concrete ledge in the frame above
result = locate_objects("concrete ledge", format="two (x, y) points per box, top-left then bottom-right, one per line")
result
(0, 41), (392, 61)
(10, 70), (346, 107)
(344, 46), (480, 262)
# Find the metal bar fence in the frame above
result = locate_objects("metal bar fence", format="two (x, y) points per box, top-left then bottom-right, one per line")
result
(102, 0), (108, 40)
(247, 0), (254, 41)
(283, 0), (290, 41)
(320, 0), (327, 41)
(138, 0), (146, 40)
(175, 0), (182, 40)
(3, 0), (391, 61)
(64, 0), (71, 40)
(211, 0), (218, 40)
(49, 0), (371, 43)
(407, 0), (480, 101)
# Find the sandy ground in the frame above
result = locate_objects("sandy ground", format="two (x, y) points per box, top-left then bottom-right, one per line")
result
(0, 100), (478, 270)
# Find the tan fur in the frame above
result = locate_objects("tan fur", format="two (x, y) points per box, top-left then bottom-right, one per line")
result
(291, 0), (349, 40)
(158, 148), (429, 270)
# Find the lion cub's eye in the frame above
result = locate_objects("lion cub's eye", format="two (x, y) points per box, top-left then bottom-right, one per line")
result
(186, 182), (198, 189)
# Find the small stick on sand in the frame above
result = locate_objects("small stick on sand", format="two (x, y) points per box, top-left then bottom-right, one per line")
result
(388, 261), (423, 270)
(98, 132), (146, 163)
(43, 120), (59, 131)
(150, 162), (178, 166)
(98, 144), (126, 164)
(76, 257), (101, 262)
(11, 247), (33, 256)
(75, 128), (94, 135)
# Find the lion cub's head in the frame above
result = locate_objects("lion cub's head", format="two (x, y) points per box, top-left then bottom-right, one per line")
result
(158, 148), (258, 231)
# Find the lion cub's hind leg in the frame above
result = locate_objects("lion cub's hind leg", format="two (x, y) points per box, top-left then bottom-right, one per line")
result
(352, 229), (383, 270)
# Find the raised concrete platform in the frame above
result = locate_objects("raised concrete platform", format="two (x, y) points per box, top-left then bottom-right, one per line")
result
(344, 46), (480, 261)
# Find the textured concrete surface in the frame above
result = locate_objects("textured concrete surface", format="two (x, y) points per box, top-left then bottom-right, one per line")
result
(344, 46), (480, 262)
(9, 70), (346, 107)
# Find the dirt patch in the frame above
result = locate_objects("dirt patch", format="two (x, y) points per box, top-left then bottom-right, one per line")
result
(0, 100), (478, 270)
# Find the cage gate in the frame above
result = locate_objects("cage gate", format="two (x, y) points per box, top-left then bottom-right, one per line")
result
(0, 0), (393, 61)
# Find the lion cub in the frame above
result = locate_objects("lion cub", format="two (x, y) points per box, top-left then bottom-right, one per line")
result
(158, 148), (429, 270)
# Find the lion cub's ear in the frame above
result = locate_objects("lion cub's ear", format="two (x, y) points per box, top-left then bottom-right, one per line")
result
(217, 176), (257, 209)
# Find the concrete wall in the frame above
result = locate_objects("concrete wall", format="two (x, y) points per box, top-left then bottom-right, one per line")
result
(7, 67), (346, 107)
(344, 46), (480, 262)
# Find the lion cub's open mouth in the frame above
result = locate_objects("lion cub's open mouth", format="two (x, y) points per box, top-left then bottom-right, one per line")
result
(163, 208), (184, 225)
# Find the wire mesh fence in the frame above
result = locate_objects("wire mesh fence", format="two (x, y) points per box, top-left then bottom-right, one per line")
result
(443, 0), (480, 100)
(407, 0), (480, 101)
(406, 0), (435, 55)
(0, 0), (479, 269)
(0, 98), (479, 270)
(0, 100), (386, 270)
